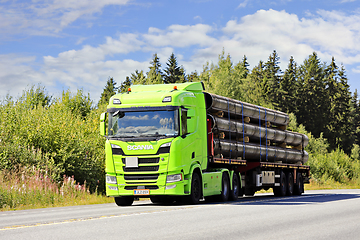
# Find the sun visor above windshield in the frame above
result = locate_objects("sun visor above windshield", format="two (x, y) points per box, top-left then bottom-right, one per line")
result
(108, 105), (180, 113)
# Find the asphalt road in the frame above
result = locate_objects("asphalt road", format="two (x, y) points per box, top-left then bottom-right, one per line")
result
(1, 189), (360, 240)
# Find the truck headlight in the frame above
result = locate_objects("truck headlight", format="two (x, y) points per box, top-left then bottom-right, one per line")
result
(106, 175), (117, 184)
(166, 174), (182, 183)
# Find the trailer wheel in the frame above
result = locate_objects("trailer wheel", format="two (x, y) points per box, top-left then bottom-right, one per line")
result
(273, 171), (287, 197)
(186, 172), (201, 204)
(114, 196), (134, 206)
(286, 172), (294, 196)
(229, 173), (240, 201)
(218, 172), (230, 202)
(294, 172), (304, 195)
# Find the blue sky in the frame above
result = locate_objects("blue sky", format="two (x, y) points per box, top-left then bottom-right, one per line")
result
(1, 0), (360, 102)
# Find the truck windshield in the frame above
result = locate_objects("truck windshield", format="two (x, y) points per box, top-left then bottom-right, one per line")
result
(108, 110), (179, 139)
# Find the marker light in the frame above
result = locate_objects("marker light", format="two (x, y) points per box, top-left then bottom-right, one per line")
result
(113, 98), (121, 104)
(174, 86), (177, 90)
(162, 96), (172, 102)
(108, 186), (118, 191)
(128, 88), (131, 92)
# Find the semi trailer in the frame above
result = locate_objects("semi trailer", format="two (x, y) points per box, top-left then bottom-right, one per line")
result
(100, 82), (310, 206)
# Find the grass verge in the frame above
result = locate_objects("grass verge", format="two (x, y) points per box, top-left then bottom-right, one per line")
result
(0, 168), (113, 211)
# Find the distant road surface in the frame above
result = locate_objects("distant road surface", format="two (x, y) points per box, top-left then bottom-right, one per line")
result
(1, 189), (360, 240)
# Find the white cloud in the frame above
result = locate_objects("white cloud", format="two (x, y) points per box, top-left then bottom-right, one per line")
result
(237, 0), (250, 9)
(2, 8), (360, 100)
(220, 9), (360, 68)
(0, 54), (43, 98)
(0, 0), (130, 38)
(143, 24), (216, 48)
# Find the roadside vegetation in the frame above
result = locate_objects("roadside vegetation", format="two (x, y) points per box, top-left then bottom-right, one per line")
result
(1, 50), (360, 211)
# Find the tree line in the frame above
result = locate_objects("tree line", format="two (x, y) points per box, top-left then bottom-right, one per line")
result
(100, 50), (359, 155)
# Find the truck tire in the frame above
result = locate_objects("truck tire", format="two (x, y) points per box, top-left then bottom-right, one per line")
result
(229, 173), (240, 201)
(294, 172), (304, 195)
(286, 172), (294, 196)
(114, 196), (134, 206)
(186, 172), (201, 204)
(218, 172), (230, 202)
(273, 171), (287, 197)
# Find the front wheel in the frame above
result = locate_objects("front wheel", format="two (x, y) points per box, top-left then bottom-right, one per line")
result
(186, 172), (201, 204)
(114, 196), (134, 206)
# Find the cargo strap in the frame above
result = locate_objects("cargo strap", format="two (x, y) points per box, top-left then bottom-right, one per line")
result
(259, 107), (262, 161)
(265, 109), (268, 161)
(241, 103), (245, 160)
(227, 99), (232, 161)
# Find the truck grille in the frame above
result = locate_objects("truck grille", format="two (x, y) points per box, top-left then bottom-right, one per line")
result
(124, 174), (159, 181)
(122, 157), (160, 164)
(123, 166), (159, 172)
(125, 186), (159, 190)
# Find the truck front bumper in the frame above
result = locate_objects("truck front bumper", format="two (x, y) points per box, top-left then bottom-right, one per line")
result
(106, 173), (188, 197)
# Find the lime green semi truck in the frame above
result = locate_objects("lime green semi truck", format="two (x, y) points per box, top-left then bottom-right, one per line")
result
(100, 82), (310, 206)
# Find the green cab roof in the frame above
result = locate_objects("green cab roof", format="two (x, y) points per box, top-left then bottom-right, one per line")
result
(108, 82), (205, 109)
(130, 82), (204, 92)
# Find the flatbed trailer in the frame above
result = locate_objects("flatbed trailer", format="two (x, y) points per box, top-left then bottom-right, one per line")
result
(209, 157), (310, 197)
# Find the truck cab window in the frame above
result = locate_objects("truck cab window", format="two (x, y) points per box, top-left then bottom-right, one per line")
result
(181, 108), (188, 135)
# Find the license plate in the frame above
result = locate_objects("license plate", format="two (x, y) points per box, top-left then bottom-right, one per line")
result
(126, 157), (138, 168)
(134, 189), (149, 195)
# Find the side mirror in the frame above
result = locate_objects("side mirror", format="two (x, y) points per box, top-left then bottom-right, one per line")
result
(100, 112), (106, 136)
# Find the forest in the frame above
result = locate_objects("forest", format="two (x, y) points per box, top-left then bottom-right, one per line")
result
(1, 50), (360, 203)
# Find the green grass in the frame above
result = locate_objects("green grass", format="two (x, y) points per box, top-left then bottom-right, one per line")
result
(0, 168), (113, 211)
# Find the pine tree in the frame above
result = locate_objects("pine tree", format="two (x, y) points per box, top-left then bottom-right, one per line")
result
(263, 50), (283, 109)
(98, 77), (117, 106)
(164, 53), (185, 84)
(244, 60), (272, 107)
(130, 70), (146, 85)
(296, 52), (326, 138)
(119, 76), (132, 93)
(350, 90), (360, 146)
(204, 51), (245, 100)
(280, 56), (299, 114)
(186, 71), (200, 82)
(331, 64), (353, 152)
(146, 53), (163, 84)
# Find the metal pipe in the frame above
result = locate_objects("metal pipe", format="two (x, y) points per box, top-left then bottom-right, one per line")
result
(213, 116), (309, 147)
(205, 92), (289, 126)
(213, 140), (308, 164)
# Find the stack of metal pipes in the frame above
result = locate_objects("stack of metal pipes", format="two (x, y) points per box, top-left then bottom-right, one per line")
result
(204, 93), (309, 164)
